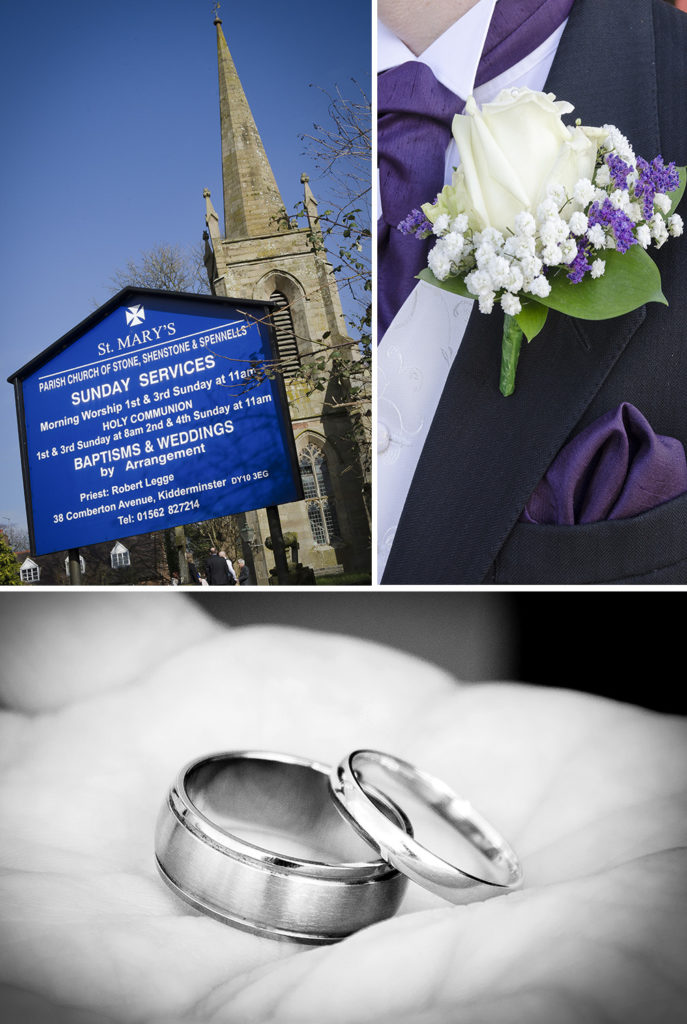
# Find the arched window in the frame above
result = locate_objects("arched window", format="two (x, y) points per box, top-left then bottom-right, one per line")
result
(269, 290), (301, 378)
(299, 443), (341, 545)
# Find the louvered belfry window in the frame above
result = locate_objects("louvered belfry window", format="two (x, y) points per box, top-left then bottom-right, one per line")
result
(269, 291), (301, 378)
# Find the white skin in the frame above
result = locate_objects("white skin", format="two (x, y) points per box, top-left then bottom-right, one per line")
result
(0, 595), (686, 1023)
(378, 0), (482, 55)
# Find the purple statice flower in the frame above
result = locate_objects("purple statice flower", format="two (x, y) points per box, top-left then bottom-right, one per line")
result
(635, 155), (680, 220)
(607, 153), (633, 191)
(588, 197), (637, 254)
(567, 240), (593, 283)
(397, 208), (433, 238)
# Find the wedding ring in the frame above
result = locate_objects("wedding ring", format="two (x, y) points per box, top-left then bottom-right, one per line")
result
(329, 750), (523, 904)
(155, 750), (410, 943)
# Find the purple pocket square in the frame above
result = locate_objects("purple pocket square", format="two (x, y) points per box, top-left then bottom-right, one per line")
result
(521, 403), (687, 525)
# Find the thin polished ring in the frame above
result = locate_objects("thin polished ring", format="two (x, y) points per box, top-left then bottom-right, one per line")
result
(155, 750), (410, 943)
(329, 750), (523, 904)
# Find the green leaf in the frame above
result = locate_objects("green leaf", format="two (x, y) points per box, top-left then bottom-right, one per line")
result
(417, 267), (474, 299)
(515, 299), (548, 342)
(669, 166), (686, 216)
(526, 245), (667, 320)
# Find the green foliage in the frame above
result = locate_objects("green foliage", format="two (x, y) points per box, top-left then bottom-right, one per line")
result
(0, 532), (22, 585)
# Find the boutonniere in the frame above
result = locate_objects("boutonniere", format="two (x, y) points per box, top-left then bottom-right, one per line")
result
(400, 87), (685, 396)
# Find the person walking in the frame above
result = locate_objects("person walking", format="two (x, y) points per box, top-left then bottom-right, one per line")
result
(204, 547), (232, 586)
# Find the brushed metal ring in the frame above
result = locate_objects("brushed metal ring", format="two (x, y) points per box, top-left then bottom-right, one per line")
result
(155, 750), (410, 943)
(329, 750), (523, 904)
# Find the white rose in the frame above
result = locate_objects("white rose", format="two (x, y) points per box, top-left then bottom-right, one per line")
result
(449, 88), (605, 235)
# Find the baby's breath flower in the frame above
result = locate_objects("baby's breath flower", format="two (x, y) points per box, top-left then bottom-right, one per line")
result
(546, 183), (568, 207)
(483, 255), (511, 289)
(520, 255), (544, 281)
(478, 291), (496, 314)
(501, 292), (521, 316)
(573, 177), (596, 206)
(428, 242), (451, 279)
(595, 164), (611, 188)
(668, 213), (684, 237)
(505, 265), (524, 293)
(587, 223), (606, 249)
(514, 211), (536, 236)
(465, 269), (491, 294)
(636, 223), (652, 248)
(650, 213), (669, 246)
(542, 244), (563, 265)
(537, 197), (560, 221)
(609, 189), (631, 213)
(560, 238), (579, 264)
(442, 231), (465, 261)
(591, 259), (606, 278)
(603, 124), (636, 165)
(569, 211), (588, 235)
(653, 193), (672, 215)
(433, 213), (450, 235)
(529, 275), (552, 298)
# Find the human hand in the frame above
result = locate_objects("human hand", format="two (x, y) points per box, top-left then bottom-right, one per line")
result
(1, 596), (685, 1023)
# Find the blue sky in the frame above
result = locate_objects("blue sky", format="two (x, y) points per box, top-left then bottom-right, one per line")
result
(0, 0), (371, 533)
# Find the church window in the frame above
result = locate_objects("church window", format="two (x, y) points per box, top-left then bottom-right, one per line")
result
(299, 444), (341, 545)
(269, 291), (301, 378)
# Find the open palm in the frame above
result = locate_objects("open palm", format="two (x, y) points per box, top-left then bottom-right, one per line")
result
(1, 596), (685, 1024)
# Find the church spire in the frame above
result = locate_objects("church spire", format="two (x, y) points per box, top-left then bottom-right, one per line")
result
(214, 14), (287, 239)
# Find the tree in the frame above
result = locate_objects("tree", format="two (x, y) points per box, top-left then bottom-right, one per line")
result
(184, 517), (243, 571)
(0, 531), (22, 585)
(109, 242), (209, 296)
(286, 80), (373, 520)
(0, 521), (29, 553)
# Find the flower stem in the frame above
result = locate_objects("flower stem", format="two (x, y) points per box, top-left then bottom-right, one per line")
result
(500, 314), (524, 397)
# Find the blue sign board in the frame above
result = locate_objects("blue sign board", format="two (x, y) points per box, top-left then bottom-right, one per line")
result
(9, 288), (303, 555)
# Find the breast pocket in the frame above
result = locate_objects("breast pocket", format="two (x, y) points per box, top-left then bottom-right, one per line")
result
(492, 491), (687, 584)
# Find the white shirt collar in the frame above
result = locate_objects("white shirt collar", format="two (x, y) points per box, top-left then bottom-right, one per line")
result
(378, 0), (499, 98)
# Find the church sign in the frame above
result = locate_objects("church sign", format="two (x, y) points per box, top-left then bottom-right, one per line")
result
(9, 288), (303, 555)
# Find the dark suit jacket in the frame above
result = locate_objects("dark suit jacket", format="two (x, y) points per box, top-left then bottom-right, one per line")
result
(205, 554), (231, 586)
(382, 0), (687, 584)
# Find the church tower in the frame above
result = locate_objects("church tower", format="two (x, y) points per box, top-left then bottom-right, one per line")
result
(202, 14), (370, 579)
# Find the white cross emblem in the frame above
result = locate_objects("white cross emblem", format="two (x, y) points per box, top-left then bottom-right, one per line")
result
(125, 305), (145, 326)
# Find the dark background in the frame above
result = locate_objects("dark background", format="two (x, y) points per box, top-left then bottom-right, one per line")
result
(189, 591), (685, 715)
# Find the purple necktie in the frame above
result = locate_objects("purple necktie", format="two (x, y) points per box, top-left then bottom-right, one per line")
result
(378, 0), (576, 338)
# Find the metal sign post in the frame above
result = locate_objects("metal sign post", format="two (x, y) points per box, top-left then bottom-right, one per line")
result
(266, 504), (290, 585)
(67, 547), (82, 585)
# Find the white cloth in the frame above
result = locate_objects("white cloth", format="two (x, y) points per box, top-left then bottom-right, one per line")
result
(376, 3), (567, 579)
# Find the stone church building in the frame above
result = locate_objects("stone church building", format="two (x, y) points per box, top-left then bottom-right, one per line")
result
(201, 14), (371, 581)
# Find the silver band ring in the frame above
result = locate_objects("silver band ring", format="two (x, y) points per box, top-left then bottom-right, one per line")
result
(155, 750), (410, 943)
(329, 750), (523, 904)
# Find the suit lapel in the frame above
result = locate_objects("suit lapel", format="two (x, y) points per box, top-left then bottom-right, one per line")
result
(382, 0), (660, 584)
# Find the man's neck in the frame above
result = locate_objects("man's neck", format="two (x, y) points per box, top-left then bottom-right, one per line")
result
(379, 0), (484, 55)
